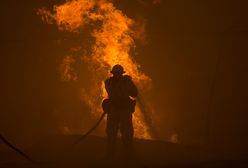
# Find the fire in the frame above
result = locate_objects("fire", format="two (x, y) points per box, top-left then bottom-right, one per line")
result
(37, 0), (154, 139)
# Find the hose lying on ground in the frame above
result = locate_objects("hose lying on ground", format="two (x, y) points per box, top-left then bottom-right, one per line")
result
(0, 112), (106, 164)
(0, 134), (36, 163)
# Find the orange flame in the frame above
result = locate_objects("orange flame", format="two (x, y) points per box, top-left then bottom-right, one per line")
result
(37, 0), (154, 139)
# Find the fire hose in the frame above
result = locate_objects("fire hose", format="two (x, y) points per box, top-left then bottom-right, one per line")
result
(0, 112), (106, 164)
(0, 134), (36, 163)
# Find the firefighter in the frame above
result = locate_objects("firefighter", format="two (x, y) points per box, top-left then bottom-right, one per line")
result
(103, 64), (138, 156)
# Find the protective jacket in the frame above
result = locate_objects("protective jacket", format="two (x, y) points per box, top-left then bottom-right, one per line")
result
(103, 75), (138, 114)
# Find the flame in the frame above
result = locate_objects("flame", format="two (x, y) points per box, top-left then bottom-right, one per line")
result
(37, 0), (155, 139)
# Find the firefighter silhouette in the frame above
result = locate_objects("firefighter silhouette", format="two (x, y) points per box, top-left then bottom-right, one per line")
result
(102, 64), (138, 155)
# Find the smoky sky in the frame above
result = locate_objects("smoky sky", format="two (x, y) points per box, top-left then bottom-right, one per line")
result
(0, 0), (248, 148)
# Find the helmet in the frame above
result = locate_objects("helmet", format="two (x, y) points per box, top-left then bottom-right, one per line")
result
(111, 64), (125, 74)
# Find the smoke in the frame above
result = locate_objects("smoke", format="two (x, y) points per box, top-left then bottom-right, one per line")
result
(152, 0), (161, 5)
(59, 55), (78, 81)
(136, 0), (161, 6)
(133, 16), (148, 45)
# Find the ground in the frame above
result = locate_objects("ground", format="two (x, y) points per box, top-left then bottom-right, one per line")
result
(1, 135), (248, 168)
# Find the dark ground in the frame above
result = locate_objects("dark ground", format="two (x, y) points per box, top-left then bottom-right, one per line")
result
(1, 135), (248, 168)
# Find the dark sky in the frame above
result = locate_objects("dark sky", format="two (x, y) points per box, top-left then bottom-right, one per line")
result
(0, 0), (248, 148)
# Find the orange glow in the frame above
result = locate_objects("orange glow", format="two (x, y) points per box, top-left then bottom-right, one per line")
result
(60, 55), (78, 81)
(38, 0), (154, 139)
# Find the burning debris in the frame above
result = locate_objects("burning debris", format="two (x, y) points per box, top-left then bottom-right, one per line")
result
(37, 0), (157, 139)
